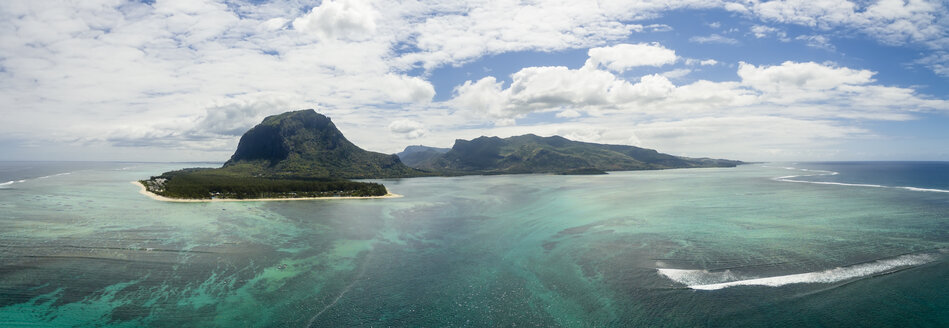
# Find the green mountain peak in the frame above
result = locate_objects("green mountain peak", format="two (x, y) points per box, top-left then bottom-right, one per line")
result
(223, 109), (422, 179)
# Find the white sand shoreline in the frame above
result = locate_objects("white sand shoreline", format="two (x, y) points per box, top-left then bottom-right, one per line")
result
(132, 181), (402, 202)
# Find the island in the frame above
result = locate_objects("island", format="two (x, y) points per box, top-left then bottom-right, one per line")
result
(139, 109), (425, 201)
(141, 109), (742, 201)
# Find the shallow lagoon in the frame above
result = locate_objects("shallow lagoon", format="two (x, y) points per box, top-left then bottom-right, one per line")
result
(1, 162), (947, 327)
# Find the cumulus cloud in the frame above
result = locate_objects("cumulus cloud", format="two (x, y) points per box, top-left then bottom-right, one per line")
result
(451, 52), (949, 128)
(738, 61), (873, 92)
(388, 119), (426, 139)
(380, 74), (436, 103)
(583, 43), (678, 72)
(451, 76), (511, 123)
(0, 0), (947, 161)
(292, 0), (377, 40)
(194, 101), (278, 136)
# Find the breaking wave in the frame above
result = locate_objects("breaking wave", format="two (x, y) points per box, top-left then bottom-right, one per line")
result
(771, 166), (949, 193)
(37, 172), (71, 179)
(0, 180), (26, 188)
(0, 172), (73, 188)
(658, 253), (937, 290)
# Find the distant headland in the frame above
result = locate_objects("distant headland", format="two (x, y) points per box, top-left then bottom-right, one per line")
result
(140, 109), (742, 201)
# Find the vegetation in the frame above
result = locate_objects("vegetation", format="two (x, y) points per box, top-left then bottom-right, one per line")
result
(141, 168), (386, 199)
(223, 109), (427, 179)
(395, 145), (450, 168)
(406, 134), (743, 174)
(141, 109), (743, 200)
(141, 109), (409, 200)
(557, 168), (608, 175)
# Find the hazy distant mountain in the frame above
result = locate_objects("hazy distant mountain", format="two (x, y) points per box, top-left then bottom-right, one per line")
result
(408, 134), (742, 174)
(396, 145), (450, 168)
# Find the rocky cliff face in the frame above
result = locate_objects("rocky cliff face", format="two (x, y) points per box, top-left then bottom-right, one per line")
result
(223, 109), (423, 179)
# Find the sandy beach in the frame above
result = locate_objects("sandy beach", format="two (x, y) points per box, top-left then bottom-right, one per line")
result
(132, 181), (402, 202)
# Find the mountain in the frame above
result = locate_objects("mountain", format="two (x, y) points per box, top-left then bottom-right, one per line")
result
(140, 109), (422, 200)
(409, 134), (742, 174)
(396, 145), (450, 168)
(141, 109), (742, 199)
(221, 109), (423, 179)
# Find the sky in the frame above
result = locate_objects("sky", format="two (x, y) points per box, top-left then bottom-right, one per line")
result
(1, 0), (948, 162)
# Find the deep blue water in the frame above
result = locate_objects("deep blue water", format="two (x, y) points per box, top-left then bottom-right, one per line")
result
(791, 162), (949, 191)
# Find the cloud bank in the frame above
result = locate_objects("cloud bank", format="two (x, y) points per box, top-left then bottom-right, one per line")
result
(0, 0), (947, 161)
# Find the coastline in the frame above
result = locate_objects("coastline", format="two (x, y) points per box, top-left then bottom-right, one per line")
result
(132, 181), (402, 202)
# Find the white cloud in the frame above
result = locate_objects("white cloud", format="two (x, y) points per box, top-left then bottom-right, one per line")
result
(556, 109), (582, 118)
(388, 119), (426, 139)
(472, 57), (942, 120)
(796, 34), (836, 50)
(914, 51), (949, 76)
(689, 34), (740, 44)
(507, 66), (620, 109)
(380, 74), (436, 103)
(451, 76), (512, 123)
(642, 24), (674, 32)
(684, 58), (719, 66)
(583, 43), (678, 72)
(749, 0), (946, 46)
(0, 0), (947, 161)
(392, 0), (725, 70)
(449, 54), (949, 149)
(292, 0), (377, 40)
(742, 0), (948, 76)
(738, 61), (873, 93)
(661, 68), (692, 79)
(750, 25), (789, 41)
(630, 116), (871, 159)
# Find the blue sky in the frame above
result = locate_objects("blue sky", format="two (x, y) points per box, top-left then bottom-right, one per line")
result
(1, 0), (948, 162)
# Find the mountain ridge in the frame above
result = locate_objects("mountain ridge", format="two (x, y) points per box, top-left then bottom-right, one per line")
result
(142, 109), (742, 199)
(401, 133), (742, 174)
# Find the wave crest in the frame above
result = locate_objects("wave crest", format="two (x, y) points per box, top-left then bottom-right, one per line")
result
(658, 253), (937, 290)
(770, 166), (949, 193)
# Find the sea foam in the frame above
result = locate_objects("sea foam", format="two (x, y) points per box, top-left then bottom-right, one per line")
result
(771, 166), (949, 193)
(37, 172), (71, 179)
(658, 253), (936, 290)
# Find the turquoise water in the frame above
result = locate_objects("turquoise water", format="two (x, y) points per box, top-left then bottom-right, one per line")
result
(0, 162), (947, 327)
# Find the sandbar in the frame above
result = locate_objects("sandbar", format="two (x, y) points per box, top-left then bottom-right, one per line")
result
(132, 181), (402, 202)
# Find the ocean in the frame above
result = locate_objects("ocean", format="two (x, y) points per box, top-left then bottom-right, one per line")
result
(0, 162), (947, 327)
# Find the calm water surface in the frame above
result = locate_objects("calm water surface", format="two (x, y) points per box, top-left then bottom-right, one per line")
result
(0, 162), (947, 327)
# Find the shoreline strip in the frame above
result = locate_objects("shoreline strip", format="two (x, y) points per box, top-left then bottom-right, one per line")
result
(132, 181), (402, 202)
